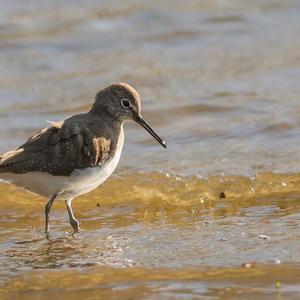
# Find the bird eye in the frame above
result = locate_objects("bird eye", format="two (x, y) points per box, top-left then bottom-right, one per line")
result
(121, 99), (131, 108)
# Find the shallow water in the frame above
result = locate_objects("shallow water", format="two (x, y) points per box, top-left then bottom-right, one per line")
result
(1, 0), (300, 299)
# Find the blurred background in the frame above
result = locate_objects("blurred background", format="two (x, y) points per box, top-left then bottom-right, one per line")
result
(1, 1), (300, 299)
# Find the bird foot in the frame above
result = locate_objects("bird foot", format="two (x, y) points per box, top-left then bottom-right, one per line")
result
(70, 219), (80, 233)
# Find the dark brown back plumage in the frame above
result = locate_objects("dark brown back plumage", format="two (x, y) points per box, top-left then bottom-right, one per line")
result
(0, 112), (121, 176)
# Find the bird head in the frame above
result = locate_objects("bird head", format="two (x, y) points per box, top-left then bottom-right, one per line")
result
(91, 82), (166, 148)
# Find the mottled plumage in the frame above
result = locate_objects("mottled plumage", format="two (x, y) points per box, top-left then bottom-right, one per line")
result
(0, 114), (118, 176)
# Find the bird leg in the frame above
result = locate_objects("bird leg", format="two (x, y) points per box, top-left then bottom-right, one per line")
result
(45, 193), (58, 234)
(65, 199), (80, 233)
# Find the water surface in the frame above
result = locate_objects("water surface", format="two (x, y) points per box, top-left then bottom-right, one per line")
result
(1, 0), (300, 299)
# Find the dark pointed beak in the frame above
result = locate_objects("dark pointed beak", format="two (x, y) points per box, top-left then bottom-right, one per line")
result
(134, 113), (166, 148)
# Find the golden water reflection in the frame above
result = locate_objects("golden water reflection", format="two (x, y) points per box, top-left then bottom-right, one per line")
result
(1, 172), (300, 298)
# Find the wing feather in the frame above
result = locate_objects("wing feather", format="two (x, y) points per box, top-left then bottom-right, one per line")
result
(0, 115), (111, 176)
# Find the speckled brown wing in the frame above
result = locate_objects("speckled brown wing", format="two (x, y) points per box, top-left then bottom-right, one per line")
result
(0, 115), (112, 176)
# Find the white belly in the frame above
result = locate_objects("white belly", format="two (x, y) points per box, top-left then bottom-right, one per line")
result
(60, 136), (123, 199)
(0, 126), (124, 200)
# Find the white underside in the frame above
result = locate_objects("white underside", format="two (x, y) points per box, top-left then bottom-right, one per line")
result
(0, 126), (124, 200)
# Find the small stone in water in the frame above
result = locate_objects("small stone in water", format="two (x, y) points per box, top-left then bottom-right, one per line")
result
(241, 262), (254, 268)
(219, 192), (226, 198)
